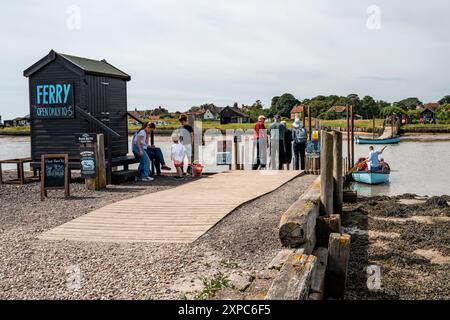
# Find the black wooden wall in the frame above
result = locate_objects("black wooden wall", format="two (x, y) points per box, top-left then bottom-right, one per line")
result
(29, 59), (86, 164)
(29, 57), (129, 167)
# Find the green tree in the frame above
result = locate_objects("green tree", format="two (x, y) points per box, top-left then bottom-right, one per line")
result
(269, 93), (299, 118)
(394, 97), (422, 110)
(407, 109), (422, 122)
(438, 96), (450, 105)
(188, 106), (201, 113)
(242, 100), (269, 122)
(437, 104), (450, 124)
(360, 96), (379, 119)
(376, 100), (391, 115)
(381, 106), (406, 117)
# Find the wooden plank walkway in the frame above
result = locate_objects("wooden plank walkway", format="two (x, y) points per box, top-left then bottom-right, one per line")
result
(40, 171), (304, 243)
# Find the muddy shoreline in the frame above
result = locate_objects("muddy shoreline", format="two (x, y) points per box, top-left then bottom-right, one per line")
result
(343, 194), (450, 300)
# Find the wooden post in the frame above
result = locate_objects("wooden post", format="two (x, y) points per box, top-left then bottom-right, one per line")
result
(332, 131), (343, 215)
(308, 105), (312, 141)
(106, 132), (113, 184)
(302, 107), (306, 128)
(326, 233), (351, 299)
(320, 131), (334, 216)
(86, 134), (107, 190)
(316, 214), (341, 247)
(391, 113), (395, 138)
(350, 105), (355, 167)
(346, 106), (351, 170)
(372, 116), (376, 140)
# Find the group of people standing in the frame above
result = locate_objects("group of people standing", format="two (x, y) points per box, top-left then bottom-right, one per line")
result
(253, 115), (308, 171)
(132, 115), (194, 181)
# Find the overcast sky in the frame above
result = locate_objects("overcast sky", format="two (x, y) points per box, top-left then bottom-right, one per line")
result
(1, 0), (449, 119)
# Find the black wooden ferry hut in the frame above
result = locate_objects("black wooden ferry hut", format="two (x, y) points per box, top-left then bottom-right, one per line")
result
(23, 50), (135, 181)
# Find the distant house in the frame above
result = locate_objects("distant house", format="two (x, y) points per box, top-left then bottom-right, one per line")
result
(220, 106), (250, 124)
(291, 105), (305, 120)
(128, 109), (146, 125)
(3, 115), (31, 127)
(419, 103), (439, 124)
(201, 105), (223, 121)
(327, 106), (363, 120)
(189, 105), (223, 121)
(15, 115), (31, 126)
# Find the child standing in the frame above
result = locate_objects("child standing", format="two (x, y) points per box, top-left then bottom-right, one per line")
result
(171, 134), (186, 179)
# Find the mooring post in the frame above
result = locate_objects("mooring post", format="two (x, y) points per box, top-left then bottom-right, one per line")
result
(372, 116), (376, 140)
(350, 106), (355, 168)
(326, 233), (351, 299)
(333, 131), (343, 215)
(320, 131), (334, 216)
(308, 105), (313, 141)
(346, 106), (351, 170)
(86, 134), (107, 190)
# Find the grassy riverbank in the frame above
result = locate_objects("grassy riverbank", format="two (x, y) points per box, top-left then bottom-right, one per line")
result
(2, 121), (449, 136)
(0, 126), (31, 135)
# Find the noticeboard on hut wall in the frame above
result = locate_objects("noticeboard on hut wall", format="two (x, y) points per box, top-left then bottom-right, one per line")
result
(32, 81), (75, 119)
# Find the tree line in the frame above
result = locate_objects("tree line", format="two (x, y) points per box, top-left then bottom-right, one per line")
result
(138, 94), (450, 124)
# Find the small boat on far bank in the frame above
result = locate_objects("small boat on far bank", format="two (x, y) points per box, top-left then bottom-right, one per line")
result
(352, 171), (390, 185)
(356, 136), (400, 145)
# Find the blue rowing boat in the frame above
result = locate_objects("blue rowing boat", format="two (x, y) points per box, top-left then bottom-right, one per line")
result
(356, 136), (400, 145)
(352, 171), (390, 185)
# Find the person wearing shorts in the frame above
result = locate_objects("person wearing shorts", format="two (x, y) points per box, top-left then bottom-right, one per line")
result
(178, 115), (194, 175)
(171, 134), (186, 179)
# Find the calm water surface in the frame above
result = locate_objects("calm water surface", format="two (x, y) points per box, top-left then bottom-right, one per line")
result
(1, 136), (449, 196)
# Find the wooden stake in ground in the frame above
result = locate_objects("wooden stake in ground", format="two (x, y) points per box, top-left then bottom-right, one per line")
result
(350, 105), (355, 168)
(332, 131), (343, 215)
(326, 233), (351, 299)
(346, 105), (351, 171)
(320, 131), (334, 216)
(316, 214), (341, 247)
(86, 134), (107, 190)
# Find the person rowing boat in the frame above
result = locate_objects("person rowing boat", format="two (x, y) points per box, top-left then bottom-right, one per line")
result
(367, 145), (387, 171)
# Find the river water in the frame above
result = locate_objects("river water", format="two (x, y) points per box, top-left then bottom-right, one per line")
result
(1, 135), (449, 197)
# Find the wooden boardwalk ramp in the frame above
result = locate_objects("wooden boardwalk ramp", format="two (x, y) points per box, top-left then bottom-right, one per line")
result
(40, 171), (304, 243)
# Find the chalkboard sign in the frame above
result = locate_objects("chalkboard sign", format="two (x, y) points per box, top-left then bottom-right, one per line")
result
(80, 147), (97, 178)
(40, 154), (70, 201)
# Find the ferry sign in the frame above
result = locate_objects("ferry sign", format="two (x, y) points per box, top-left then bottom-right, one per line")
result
(32, 82), (75, 119)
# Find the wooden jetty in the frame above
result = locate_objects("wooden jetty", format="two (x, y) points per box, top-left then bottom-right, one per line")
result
(40, 171), (304, 243)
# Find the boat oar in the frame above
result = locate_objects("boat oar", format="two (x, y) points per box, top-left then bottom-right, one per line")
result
(347, 164), (359, 175)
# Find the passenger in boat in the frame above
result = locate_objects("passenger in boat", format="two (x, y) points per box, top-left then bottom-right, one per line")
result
(367, 146), (387, 171)
(380, 158), (391, 172)
(356, 157), (368, 172)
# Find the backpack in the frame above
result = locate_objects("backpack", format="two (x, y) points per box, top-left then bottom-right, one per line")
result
(293, 128), (307, 144)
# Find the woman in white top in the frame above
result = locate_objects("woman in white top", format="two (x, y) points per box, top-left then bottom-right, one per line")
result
(132, 122), (154, 181)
